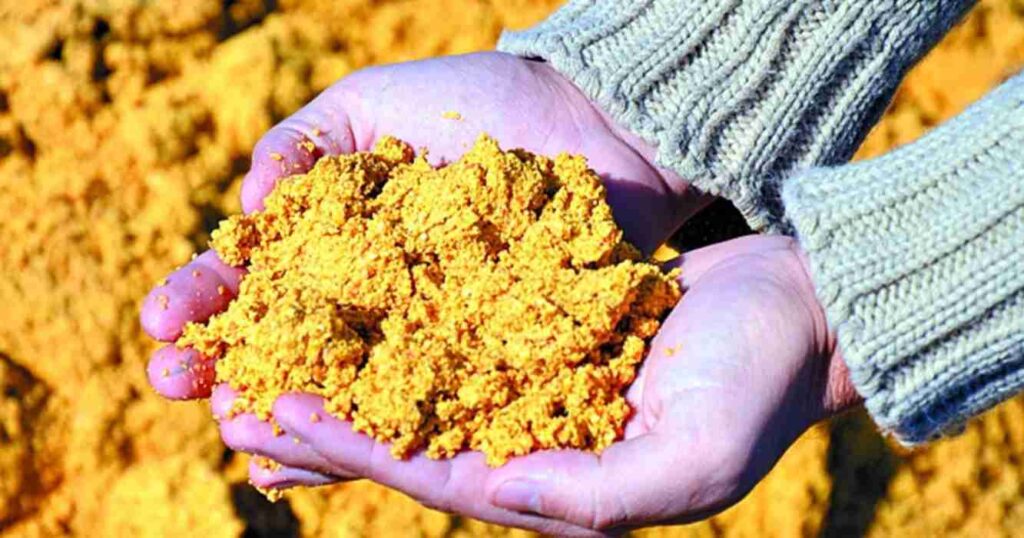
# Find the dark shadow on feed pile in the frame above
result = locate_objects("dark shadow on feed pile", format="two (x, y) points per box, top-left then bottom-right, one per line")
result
(231, 481), (301, 538)
(820, 410), (899, 538)
(669, 198), (753, 251)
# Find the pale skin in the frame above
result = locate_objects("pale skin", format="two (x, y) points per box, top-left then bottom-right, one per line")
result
(140, 52), (860, 536)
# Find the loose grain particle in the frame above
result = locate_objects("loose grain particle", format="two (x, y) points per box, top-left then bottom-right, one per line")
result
(259, 487), (284, 503)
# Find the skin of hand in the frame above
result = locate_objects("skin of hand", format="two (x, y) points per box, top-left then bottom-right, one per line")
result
(139, 51), (861, 535)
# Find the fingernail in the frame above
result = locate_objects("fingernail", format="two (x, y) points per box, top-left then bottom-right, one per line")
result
(492, 479), (546, 514)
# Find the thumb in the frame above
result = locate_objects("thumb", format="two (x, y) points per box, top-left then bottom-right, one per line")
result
(240, 88), (359, 213)
(484, 432), (720, 531)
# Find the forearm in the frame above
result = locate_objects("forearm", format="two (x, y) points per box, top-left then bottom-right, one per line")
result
(784, 73), (1024, 443)
(499, 0), (975, 232)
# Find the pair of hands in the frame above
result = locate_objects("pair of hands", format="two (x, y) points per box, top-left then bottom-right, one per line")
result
(140, 52), (859, 536)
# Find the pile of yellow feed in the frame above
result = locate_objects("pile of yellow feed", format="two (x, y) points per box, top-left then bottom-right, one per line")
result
(1, 1), (1023, 536)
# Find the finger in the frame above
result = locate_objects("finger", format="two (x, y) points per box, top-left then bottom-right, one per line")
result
(272, 393), (604, 537)
(270, 394), (373, 476)
(248, 459), (344, 490)
(140, 250), (244, 341)
(484, 431), (727, 531)
(211, 383), (238, 420)
(213, 388), (345, 477)
(220, 413), (344, 476)
(146, 345), (215, 400)
(273, 394), (469, 497)
(240, 89), (358, 213)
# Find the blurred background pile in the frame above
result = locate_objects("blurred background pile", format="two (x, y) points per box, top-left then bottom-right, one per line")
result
(1, 1), (1024, 536)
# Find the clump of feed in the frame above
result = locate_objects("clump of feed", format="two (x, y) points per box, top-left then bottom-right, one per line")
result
(178, 135), (681, 466)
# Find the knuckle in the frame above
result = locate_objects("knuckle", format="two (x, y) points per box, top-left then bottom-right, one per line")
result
(252, 124), (300, 160)
(220, 422), (257, 452)
(585, 462), (630, 532)
(422, 465), (456, 514)
(362, 441), (384, 480)
(250, 132), (279, 161)
(587, 507), (622, 533)
(219, 427), (243, 451)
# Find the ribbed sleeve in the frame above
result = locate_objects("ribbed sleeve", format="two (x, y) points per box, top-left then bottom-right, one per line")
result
(783, 74), (1024, 444)
(498, 1), (973, 232)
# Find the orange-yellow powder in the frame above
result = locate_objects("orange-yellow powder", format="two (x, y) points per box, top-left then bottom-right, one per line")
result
(4, 0), (1024, 535)
(178, 135), (681, 465)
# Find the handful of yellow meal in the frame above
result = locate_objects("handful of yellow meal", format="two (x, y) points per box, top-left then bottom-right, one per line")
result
(178, 135), (680, 466)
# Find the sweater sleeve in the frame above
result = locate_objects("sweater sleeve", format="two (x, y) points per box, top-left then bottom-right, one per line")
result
(782, 73), (1024, 444)
(497, 1), (974, 233)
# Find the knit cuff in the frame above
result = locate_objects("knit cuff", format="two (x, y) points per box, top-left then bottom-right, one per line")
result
(783, 75), (1024, 444)
(498, 1), (971, 233)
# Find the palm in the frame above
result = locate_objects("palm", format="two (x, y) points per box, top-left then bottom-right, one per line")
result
(603, 236), (838, 526)
(633, 236), (832, 435)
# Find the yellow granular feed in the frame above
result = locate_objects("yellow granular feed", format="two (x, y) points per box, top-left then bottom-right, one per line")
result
(95, 455), (244, 538)
(4, 0), (1024, 535)
(179, 135), (681, 465)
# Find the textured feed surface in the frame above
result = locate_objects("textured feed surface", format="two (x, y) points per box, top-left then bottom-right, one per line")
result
(179, 136), (680, 465)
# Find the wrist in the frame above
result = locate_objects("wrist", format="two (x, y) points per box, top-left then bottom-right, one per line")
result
(822, 346), (863, 416)
(501, 3), (972, 235)
(532, 59), (715, 237)
(789, 241), (863, 420)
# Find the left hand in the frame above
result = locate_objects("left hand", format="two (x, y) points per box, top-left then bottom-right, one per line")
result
(211, 235), (860, 536)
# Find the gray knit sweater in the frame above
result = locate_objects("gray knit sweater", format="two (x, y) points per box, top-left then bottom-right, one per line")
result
(499, 1), (1024, 444)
